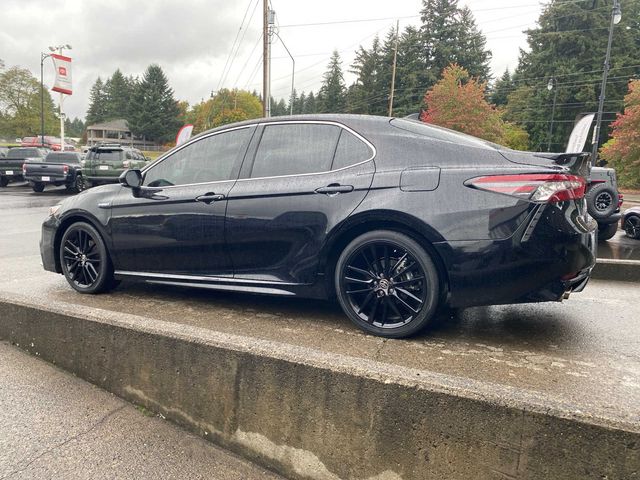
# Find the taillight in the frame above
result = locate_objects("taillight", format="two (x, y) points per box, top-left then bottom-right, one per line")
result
(467, 174), (586, 203)
(22, 164), (27, 174)
(618, 193), (624, 208)
(63, 165), (69, 174)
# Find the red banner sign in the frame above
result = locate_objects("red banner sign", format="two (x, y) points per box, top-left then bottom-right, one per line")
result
(51, 53), (72, 95)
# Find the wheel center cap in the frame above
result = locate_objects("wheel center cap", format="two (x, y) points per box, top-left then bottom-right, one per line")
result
(379, 279), (390, 289)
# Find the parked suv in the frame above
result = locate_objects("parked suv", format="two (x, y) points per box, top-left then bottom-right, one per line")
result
(83, 144), (149, 187)
(586, 166), (622, 241)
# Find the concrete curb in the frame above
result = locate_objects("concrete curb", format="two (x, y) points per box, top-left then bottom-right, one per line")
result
(0, 292), (638, 480)
(592, 258), (640, 283)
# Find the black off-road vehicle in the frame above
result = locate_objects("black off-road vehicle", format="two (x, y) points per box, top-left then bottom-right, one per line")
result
(587, 166), (622, 241)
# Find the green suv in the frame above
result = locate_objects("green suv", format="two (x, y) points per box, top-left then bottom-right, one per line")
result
(84, 144), (149, 186)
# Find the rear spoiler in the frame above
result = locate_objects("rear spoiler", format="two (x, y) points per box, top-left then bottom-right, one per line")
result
(533, 152), (591, 178)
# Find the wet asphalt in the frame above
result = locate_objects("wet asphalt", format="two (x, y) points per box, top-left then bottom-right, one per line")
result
(1, 182), (639, 428)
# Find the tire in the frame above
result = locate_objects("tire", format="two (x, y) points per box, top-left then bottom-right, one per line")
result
(66, 175), (85, 194)
(586, 184), (618, 220)
(335, 230), (440, 338)
(32, 182), (45, 193)
(0, 176), (9, 187)
(59, 222), (115, 294)
(597, 222), (618, 242)
(624, 215), (640, 240)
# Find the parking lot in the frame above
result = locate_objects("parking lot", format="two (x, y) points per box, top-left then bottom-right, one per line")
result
(1, 182), (639, 430)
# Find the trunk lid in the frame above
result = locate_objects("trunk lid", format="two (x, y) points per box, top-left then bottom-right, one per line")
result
(500, 150), (591, 179)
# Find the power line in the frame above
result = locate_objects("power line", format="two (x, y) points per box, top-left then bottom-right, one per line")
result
(217, 0), (258, 91)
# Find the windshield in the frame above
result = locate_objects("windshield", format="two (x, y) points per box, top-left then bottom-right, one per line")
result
(390, 118), (502, 150)
(45, 152), (80, 163)
(87, 150), (123, 162)
(6, 148), (41, 158)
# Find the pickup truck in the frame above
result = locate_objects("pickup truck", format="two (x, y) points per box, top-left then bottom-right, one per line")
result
(83, 144), (149, 186)
(23, 151), (85, 193)
(0, 147), (48, 187)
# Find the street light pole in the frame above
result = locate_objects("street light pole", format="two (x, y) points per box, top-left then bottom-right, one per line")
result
(40, 52), (51, 148)
(274, 31), (295, 115)
(547, 78), (558, 152)
(591, 0), (621, 165)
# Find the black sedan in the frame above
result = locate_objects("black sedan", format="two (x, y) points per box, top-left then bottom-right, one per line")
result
(623, 206), (640, 239)
(40, 115), (597, 338)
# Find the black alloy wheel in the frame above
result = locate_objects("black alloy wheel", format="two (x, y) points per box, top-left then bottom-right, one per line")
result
(59, 222), (115, 293)
(67, 175), (85, 193)
(335, 230), (440, 338)
(624, 215), (640, 240)
(586, 184), (618, 220)
(32, 182), (45, 193)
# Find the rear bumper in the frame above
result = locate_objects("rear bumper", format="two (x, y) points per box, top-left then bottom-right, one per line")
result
(25, 174), (70, 185)
(597, 212), (621, 225)
(437, 204), (597, 309)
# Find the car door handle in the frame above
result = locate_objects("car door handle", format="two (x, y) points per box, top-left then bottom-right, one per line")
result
(195, 193), (225, 204)
(315, 184), (354, 195)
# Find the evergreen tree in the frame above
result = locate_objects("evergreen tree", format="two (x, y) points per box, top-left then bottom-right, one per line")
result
(128, 64), (181, 142)
(319, 51), (347, 113)
(393, 25), (425, 116)
(296, 92), (306, 114)
(85, 77), (108, 126)
(511, 0), (640, 151)
(348, 36), (382, 114)
(305, 91), (318, 113)
(490, 69), (514, 106)
(104, 69), (134, 121)
(420, 0), (492, 85)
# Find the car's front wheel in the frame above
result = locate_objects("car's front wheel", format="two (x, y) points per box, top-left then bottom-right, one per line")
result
(335, 230), (440, 338)
(624, 215), (640, 240)
(59, 222), (115, 294)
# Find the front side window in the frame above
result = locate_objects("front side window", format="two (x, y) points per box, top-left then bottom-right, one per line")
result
(250, 124), (341, 178)
(143, 128), (252, 187)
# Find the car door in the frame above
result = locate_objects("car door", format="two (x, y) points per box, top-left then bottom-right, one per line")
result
(225, 121), (375, 284)
(109, 126), (255, 276)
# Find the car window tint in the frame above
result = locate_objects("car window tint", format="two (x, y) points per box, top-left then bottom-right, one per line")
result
(144, 128), (251, 187)
(332, 130), (373, 170)
(251, 124), (341, 178)
(87, 150), (123, 162)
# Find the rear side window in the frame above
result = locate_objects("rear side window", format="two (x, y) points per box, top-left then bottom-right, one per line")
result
(332, 130), (373, 170)
(250, 124), (341, 178)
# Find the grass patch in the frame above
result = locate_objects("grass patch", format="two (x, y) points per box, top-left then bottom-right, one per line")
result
(142, 150), (165, 160)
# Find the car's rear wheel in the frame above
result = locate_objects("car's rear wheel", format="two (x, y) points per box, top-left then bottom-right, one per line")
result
(59, 222), (115, 294)
(66, 175), (85, 193)
(32, 182), (45, 193)
(624, 215), (640, 240)
(335, 230), (440, 338)
(597, 222), (618, 242)
(0, 177), (8, 187)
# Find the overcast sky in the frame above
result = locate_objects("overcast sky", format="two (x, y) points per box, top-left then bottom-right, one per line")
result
(0, 0), (543, 121)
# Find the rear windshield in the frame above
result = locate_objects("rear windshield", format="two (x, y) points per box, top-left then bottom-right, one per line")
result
(6, 148), (41, 158)
(390, 118), (501, 150)
(45, 152), (80, 163)
(86, 149), (123, 161)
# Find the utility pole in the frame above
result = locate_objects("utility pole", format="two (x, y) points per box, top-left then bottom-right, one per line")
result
(40, 52), (51, 148)
(388, 20), (400, 117)
(547, 78), (558, 152)
(262, 0), (270, 117)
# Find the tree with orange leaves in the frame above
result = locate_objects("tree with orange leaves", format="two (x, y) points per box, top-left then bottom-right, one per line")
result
(601, 80), (640, 188)
(420, 64), (506, 144)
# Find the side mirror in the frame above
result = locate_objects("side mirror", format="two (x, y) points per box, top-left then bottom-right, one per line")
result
(119, 169), (143, 188)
